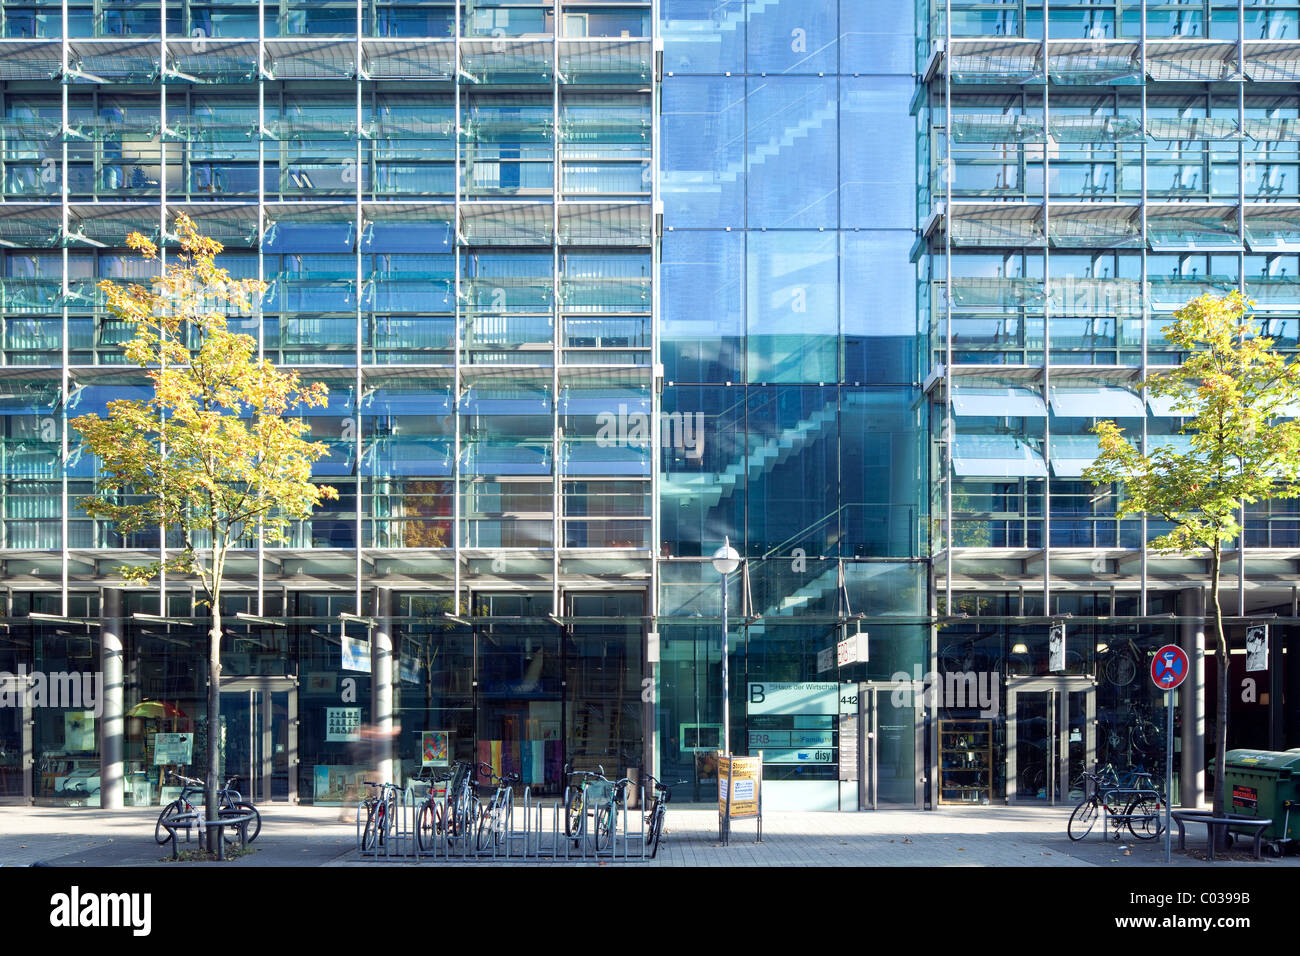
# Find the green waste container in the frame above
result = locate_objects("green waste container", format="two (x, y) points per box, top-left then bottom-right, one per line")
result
(1215, 749), (1300, 845)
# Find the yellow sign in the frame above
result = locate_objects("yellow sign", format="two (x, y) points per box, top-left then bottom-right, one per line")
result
(717, 753), (762, 819)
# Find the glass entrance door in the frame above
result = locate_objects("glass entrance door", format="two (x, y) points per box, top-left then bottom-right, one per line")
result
(861, 683), (922, 809)
(1007, 678), (1094, 804)
(0, 677), (29, 802)
(220, 677), (297, 803)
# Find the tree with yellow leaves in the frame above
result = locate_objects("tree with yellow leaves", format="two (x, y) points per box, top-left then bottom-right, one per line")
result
(1084, 291), (1300, 836)
(71, 215), (338, 847)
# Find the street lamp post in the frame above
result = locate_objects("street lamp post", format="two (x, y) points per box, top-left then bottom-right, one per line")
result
(712, 538), (741, 756)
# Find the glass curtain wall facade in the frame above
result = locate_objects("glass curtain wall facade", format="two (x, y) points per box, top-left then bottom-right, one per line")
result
(925, 0), (1300, 806)
(656, 1), (928, 810)
(0, 0), (655, 806)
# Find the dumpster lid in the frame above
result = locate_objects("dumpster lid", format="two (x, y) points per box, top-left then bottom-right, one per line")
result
(1224, 749), (1300, 771)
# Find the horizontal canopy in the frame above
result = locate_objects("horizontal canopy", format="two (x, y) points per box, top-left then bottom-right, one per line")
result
(1049, 434), (1101, 478)
(953, 435), (1047, 478)
(951, 386), (1047, 418)
(1049, 386), (1145, 418)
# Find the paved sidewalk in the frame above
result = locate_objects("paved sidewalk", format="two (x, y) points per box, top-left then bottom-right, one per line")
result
(3, 803), (1297, 867)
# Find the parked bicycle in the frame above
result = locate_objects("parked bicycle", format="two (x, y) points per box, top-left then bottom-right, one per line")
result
(475, 764), (519, 852)
(416, 760), (475, 851)
(360, 780), (403, 851)
(643, 774), (686, 859)
(1067, 769), (1164, 842)
(155, 772), (260, 846)
(564, 763), (614, 843)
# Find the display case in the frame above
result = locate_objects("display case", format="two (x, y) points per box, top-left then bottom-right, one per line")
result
(939, 719), (993, 805)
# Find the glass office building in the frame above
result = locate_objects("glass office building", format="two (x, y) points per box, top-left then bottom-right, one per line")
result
(0, 0), (658, 807)
(925, 0), (1300, 807)
(2, 0), (1299, 813)
(657, 1), (927, 810)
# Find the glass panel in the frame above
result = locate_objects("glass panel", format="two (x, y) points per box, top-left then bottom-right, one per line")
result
(875, 693), (916, 808)
(746, 231), (837, 382)
(660, 76), (745, 227)
(476, 621), (561, 793)
(746, 77), (837, 228)
(1067, 690), (1089, 802)
(0, 685), (24, 798)
(1015, 691), (1050, 802)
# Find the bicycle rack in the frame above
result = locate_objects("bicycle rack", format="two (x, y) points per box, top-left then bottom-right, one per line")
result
(355, 784), (656, 863)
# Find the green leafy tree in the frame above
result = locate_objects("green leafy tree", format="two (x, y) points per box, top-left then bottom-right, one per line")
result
(1083, 291), (1300, 831)
(71, 215), (338, 847)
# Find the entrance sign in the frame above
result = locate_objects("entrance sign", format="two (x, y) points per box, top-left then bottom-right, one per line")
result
(746, 682), (838, 716)
(717, 752), (762, 845)
(1150, 644), (1189, 690)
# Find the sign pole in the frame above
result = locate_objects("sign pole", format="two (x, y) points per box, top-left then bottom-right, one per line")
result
(1150, 643), (1187, 864)
(721, 570), (729, 757)
(1165, 689), (1173, 864)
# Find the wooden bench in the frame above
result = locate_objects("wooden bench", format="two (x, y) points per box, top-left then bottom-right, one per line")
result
(1170, 809), (1272, 860)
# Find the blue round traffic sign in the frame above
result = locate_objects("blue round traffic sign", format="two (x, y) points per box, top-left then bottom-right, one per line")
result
(1151, 643), (1189, 690)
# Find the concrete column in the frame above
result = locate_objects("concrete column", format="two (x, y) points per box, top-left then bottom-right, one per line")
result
(371, 588), (394, 785)
(99, 588), (124, 809)
(1178, 587), (1206, 808)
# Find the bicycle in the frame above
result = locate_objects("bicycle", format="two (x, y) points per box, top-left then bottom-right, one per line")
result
(1067, 770), (1165, 842)
(587, 774), (634, 852)
(155, 772), (260, 846)
(643, 774), (686, 859)
(1100, 635), (1149, 686)
(360, 780), (403, 851)
(474, 764), (518, 852)
(416, 760), (476, 850)
(564, 763), (612, 843)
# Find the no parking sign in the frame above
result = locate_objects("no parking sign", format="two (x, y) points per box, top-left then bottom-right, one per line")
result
(1151, 644), (1189, 690)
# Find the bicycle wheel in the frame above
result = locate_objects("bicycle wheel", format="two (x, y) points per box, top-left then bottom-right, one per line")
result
(1067, 799), (1099, 842)
(594, 803), (613, 851)
(1126, 796), (1164, 841)
(566, 788), (585, 838)
(647, 806), (664, 858)
(475, 804), (495, 851)
(1018, 763), (1046, 799)
(1131, 721), (1161, 755)
(1106, 653), (1138, 686)
(361, 803), (381, 850)
(155, 801), (181, 845)
(218, 807), (250, 845)
(416, 801), (438, 851)
(234, 802), (260, 843)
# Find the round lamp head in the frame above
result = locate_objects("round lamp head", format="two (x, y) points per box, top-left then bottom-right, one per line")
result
(711, 538), (741, 575)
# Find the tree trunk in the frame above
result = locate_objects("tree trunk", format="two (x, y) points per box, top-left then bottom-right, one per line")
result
(1210, 546), (1229, 850)
(206, 608), (222, 853)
